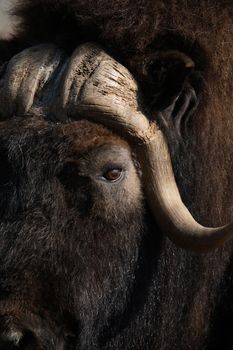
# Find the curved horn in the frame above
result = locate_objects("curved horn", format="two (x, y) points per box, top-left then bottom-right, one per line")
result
(1, 42), (232, 251)
(57, 43), (233, 252)
(136, 134), (233, 251)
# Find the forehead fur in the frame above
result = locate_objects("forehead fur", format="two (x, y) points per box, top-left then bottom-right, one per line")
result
(61, 119), (129, 154)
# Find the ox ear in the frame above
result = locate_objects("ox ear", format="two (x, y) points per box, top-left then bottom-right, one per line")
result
(129, 51), (199, 143)
(154, 52), (199, 144)
(131, 50), (195, 110)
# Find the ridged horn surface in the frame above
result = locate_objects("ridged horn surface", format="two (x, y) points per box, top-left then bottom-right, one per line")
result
(0, 44), (66, 119)
(55, 43), (233, 252)
(1, 42), (233, 251)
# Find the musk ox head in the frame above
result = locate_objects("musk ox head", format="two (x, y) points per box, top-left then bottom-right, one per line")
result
(0, 42), (232, 251)
(0, 42), (233, 348)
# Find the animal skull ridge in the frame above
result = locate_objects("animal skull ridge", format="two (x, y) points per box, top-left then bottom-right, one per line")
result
(0, 42), (233, 251)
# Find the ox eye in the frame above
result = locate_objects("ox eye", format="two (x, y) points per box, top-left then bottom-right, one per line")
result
(103, 168), (123, 182)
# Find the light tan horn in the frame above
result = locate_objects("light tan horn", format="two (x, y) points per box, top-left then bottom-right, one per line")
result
(0, 44), (66, 119)
(53, 43), (233, 252)
(1, 42), (232, 251)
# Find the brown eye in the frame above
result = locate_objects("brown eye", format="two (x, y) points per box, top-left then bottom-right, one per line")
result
(103, 168), (123, 182)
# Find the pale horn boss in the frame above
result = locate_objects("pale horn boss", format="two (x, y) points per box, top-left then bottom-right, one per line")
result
(0, 42), (232, 252)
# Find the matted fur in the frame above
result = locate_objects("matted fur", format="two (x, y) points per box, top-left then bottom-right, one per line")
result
(0, 1), (233, 349)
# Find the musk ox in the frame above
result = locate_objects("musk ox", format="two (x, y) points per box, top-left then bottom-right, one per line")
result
(0, 1), (233, 349)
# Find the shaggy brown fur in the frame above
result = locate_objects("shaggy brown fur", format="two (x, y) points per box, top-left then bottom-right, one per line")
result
(9, 2), (233, 211)
(0, 118), (144, 349)
(0, 1), (233, 349)
(0, 117), (231, 350)
(11, 0), (233, 246)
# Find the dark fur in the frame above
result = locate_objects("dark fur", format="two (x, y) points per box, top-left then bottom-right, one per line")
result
(0, 117), (232, 350)
(0, 1), (233, 349)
